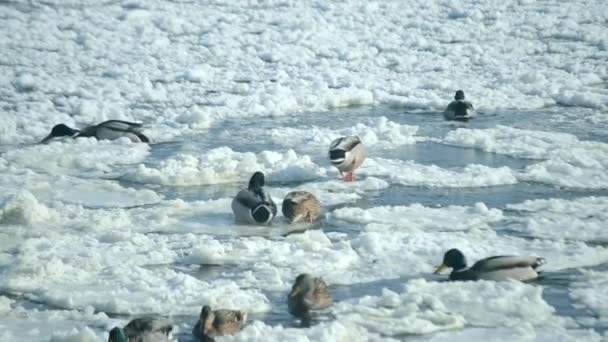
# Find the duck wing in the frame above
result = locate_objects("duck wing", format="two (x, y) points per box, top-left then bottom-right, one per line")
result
(471, 255), (545, 272)
(235, 189), (264, 208)
(213, 310), (246, 334)
(310, 277), (332, 309)
(74, 124), (98, 138)
(99, 120), (149, 142)
(99, 120), (144, 131)
(75, 120), (149, 142)
(214, 309), (246, 324)
(329, 136), (361, 152)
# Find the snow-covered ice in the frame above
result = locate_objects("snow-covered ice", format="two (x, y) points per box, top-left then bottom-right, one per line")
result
(1, 0), (608, 341)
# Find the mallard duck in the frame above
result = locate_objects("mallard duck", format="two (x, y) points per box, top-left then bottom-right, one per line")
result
(108, 318), (173, 342)
(444, 90), (475, 121)
(192, 305), (247, 340)
(282, 191), (321, 224)
(231, 171), (277, 225)
(434, 248), (546, 281)
(288, 273), (332, 322)
(328, 135), (367, 182)
(41, 120), (149, 143)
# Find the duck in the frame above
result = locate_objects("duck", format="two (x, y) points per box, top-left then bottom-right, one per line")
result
(192, 305), (247, 341)
(328, 135), (367, 182)
(41, 120), (149, 143)
(434, 248), (546, 281)
(108, 318), (173, 342)
(444, 90), (475, 121)
(282, 191), (321, 224)
(288, 273), (332, 323)
(231, 171), (277, 225)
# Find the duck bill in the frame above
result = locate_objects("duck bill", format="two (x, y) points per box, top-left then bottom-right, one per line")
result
(40, 134), (54, 144)
(434, 263), (448, 274)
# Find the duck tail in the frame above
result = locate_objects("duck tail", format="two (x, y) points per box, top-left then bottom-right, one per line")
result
(451, 101), (470, 117)
(329, 149), (346, 164)
(252, 204), (273, 224)
(135, 132), (150, 143)
(532, 257), (546, 269)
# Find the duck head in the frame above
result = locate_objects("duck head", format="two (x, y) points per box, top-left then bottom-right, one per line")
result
(248, 171), (265, 190)
(200, 305), (215, 335)
(108, 327), (127, 342)
(41, 124), (80, 143)
(289, 273), (314, 298)
(434, 248), (468, 274)
(454, 90), (465, 101)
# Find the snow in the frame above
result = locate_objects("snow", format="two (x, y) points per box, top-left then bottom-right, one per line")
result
(1, 0), (607, 340)
(570, 270), (608, 325)
(123, 148), (326, 186)
(507, 197), (608, 242)
(443, 126), (608, 188)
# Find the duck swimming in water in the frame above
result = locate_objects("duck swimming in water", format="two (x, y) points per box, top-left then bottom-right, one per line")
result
(288, 273), (332, 324)
(328, 135), (367, 182)
(231, 171), (277, 225)
(41, 120), (149, 143)
(282, 191), (321, 224)
(434, 248), (546, 281)
(108, 318), (173, 342)
(444, 90), (475, 121)
(192, 305), (247, 341)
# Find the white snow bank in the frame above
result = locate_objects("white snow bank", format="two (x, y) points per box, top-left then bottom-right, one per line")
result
(0, 172), (160, 208)
(222, 320), (385, 342)
(2, 0), (607, 144)
(507, 196), (608, 242)
(0, 233), (270, 316)
(1, 138), (150, 177)
(444, 126), (608, 188)
(361, 158), (518, 187)
(330, 202), (502, 231)
(570, 270), (608, 325)
(269, 116), (420, 150)
(0, 190), (59, 225)
(123, 147), (326, 186)
(333, 279), (557, 336)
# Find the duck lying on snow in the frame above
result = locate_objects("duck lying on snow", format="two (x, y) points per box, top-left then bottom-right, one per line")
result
(282, 191), (321, 224)
(41, 120), (149, 143)
(288, 273), (332, 324)
(108, 318), (173, 342)
(328, 135), (367, 182)
(231, 171), (277, 225)
(192, 305), (247, 340)
(434, 248), (546, 281)
(444, 90), (475, 121)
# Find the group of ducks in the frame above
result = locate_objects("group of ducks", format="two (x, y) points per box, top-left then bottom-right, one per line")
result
(41, 90), (548, 341)
(230, 170), (546, 283)
(108, 273), (330, 341)
(39, 90), (475, 144)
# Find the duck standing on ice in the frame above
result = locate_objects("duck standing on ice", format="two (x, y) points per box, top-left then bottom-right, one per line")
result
(444, 90), (475, 121)
(41, 120), (149, 143)
(328, 135), (367, 182)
